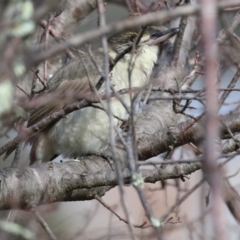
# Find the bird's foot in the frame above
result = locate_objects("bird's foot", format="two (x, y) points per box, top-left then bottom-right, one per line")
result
(93, 153), (115, 171)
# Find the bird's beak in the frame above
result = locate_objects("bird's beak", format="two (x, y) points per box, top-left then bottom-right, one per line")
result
(147, 28), (179, 45)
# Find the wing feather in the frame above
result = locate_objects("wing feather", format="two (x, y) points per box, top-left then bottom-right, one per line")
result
(27, 51), (104, 127)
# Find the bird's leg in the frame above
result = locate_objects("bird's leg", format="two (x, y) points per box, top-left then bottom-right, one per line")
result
(92, 153), (115, 171)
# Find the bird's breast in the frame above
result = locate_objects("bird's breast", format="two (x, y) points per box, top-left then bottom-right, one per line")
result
(109, 45), (159, 90)
(49, 99), (127, 157)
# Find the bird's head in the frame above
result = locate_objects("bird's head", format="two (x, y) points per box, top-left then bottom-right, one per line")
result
(108, 28), (179, 53)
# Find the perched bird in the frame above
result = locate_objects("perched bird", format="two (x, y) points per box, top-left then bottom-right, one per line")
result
(25, 28), (179, 164)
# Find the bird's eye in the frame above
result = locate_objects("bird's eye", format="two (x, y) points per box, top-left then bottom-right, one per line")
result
(129, 36), (136, 42)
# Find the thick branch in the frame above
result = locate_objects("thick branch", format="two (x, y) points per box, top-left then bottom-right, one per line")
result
(137, 105), (240, 160)
(0, 157), (201, 210)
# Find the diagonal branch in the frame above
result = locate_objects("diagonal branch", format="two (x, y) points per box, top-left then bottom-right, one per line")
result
(27, 0), (240, 68)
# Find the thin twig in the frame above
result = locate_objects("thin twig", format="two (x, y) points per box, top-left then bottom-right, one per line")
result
(95, 195), (150, 228)
(219, 67), (240, 108)
(160, 178), (205, 222)
(11, 143), (22, 167)
(31, 209), (57, 240)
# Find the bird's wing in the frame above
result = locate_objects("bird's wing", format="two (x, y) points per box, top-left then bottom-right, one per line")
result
(27, 52), (105, 127)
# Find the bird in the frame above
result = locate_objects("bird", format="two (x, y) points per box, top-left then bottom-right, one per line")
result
(21, 28), (179, 164)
